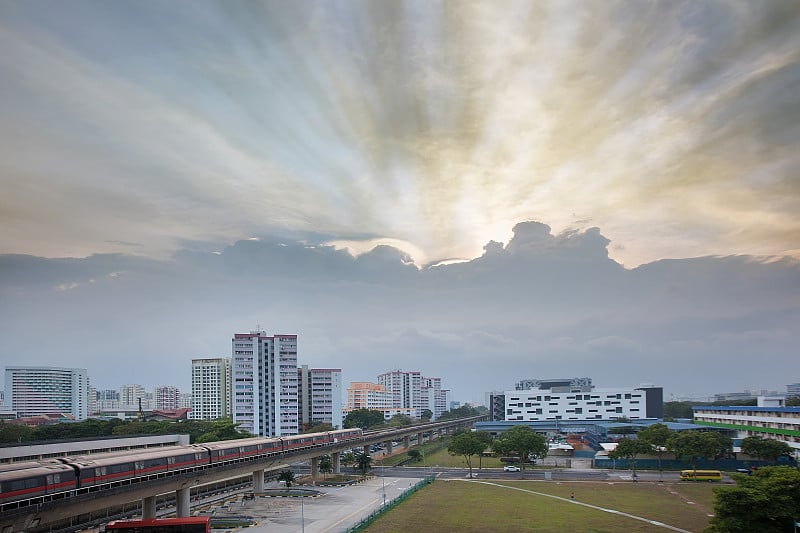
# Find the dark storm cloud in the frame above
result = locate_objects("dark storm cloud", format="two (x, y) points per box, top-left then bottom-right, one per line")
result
(1, 222), (797, 401)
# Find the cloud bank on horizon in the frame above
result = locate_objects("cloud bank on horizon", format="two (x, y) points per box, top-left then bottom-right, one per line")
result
(1, 222), (798, 401)
(0, 1), (798, 268)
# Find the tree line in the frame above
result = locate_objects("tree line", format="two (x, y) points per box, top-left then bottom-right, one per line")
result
(0, 418), (251, 444)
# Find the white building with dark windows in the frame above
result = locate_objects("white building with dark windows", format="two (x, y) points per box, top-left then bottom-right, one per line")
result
(232, 331), (298, 437)
(4, 366), (90, 420)
(298, 366), (342, 430)
(190, 358), (231, 420)
(504, 381), (663, 422)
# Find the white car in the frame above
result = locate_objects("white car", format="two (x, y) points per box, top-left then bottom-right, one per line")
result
(503, 465), (521, 472)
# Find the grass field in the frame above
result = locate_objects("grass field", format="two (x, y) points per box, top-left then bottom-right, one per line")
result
(363, 479), (717, 533)
(379, 438), (509, 469)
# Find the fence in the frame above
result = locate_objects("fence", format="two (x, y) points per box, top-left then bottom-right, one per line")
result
(345, 474), (435, 532)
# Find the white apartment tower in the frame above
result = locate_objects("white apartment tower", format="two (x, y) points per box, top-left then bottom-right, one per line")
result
(378, 370), (448, 419)
(4, 366), (90, 420)
(232, 331), (299, 437)
(298, 366), (342, 430)
(119, 384), (148, 409)
(154, 385), (180, 410)
(190, 358), (231, 420)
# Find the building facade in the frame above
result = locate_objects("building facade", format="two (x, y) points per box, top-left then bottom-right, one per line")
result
(154, 385), (180, 410)
(119, 384), (149, 409)
(190, 358), (231, 420)
(346, 382), (393, 411)
(377, 370), (448, 419)
(504, 382), (663, 422)
(232, 331), (298, 437)
(4, 366), (90, 420)
(787, 383), (800, 399)
(693, 400), (800, 454)
(298, 366), (342, 430)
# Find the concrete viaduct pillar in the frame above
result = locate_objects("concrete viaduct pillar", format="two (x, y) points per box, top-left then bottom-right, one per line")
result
(176, 488), (190, 518)
(311, 456), (320, 480)
(418, 432), (424, 445)
(253, 469), (264, 493)
(363, 444), (370, 456)
(332, 451), (341, 474)
(142, 496), (156, 519)
(386, 441), (393, 454)
(404, 436), (410, 448)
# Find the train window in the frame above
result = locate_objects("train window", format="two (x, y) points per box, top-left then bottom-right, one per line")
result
(10, 480), (26, 491)
(26, 478), (40, 488)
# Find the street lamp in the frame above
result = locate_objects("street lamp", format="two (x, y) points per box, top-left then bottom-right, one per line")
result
(381, 463), (386, 507)
(300, 490), (305, 533)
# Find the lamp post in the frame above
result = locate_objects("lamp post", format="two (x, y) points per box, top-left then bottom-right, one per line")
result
(381, 462), (386, 507)
(300, 491), (305, 533)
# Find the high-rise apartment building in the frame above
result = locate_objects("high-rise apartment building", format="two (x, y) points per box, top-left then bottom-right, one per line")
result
(298, 366), (342, 430)
(178, 392), (192, 409)
(232, 331), (298, 437)
(119, 384), (148, 409)
(378, 370), (421, 417)
(419, 377), (449, 420)
(787, 383), (800, 399)
(154, 385), (180, 410)
(377, 370), (448, 419)
(347, 382), (393, 412)
(4, 366), (90, 420)
(190, 358), (231, 420)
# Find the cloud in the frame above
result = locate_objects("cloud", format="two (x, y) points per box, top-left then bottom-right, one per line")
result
(0, 222), (797, 402)
(0, 2), (797, 267)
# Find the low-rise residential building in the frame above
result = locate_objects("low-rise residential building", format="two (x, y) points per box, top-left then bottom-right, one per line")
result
(693, 397), (800, 455)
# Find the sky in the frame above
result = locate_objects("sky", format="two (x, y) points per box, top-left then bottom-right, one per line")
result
(0, 1), (798, 404)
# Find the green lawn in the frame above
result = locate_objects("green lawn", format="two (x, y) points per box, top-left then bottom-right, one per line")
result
(380, 438), (508, 469)
(363, 479), (717, 533)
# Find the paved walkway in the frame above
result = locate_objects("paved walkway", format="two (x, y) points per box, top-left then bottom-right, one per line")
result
(212, 475), (424, 533)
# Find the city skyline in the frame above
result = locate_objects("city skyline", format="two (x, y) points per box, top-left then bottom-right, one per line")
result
(1, 2), (798, 403)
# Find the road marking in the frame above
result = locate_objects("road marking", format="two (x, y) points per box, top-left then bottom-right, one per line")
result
(457, 480), (693, 533)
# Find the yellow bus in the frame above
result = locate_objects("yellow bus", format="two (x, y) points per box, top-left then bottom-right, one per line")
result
(679, 469), (722, 481)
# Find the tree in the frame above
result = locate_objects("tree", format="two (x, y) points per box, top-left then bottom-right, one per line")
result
(0, 422), (34, 443)
(667, 431), (732, 475)
(707, 466), (800, 533)
(303, 422), (334, 434)
(318, 455), (333, 478)
(740, 436), (792, 463)
(448, 431), (487, 479)
(474, 430), (493, 470)
(608, 438), (651, 480)
(637, 423), (672, 481)
(341, 451), (357, 473)
(407, 449), (421, 462)
(355, 452), (372, 475)
(277, 470), (296, 488)
(491, 425), (547, 478)
(343, 409), (386, 429)
(387, 414), (413, 427)
(437, 405), (486, 421)
(421, 409), (433, 422)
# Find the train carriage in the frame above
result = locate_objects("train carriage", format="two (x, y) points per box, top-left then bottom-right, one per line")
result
(0, 462), (76, 504)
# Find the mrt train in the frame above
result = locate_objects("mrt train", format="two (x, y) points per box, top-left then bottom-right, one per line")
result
(0, 428), (362, 507)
